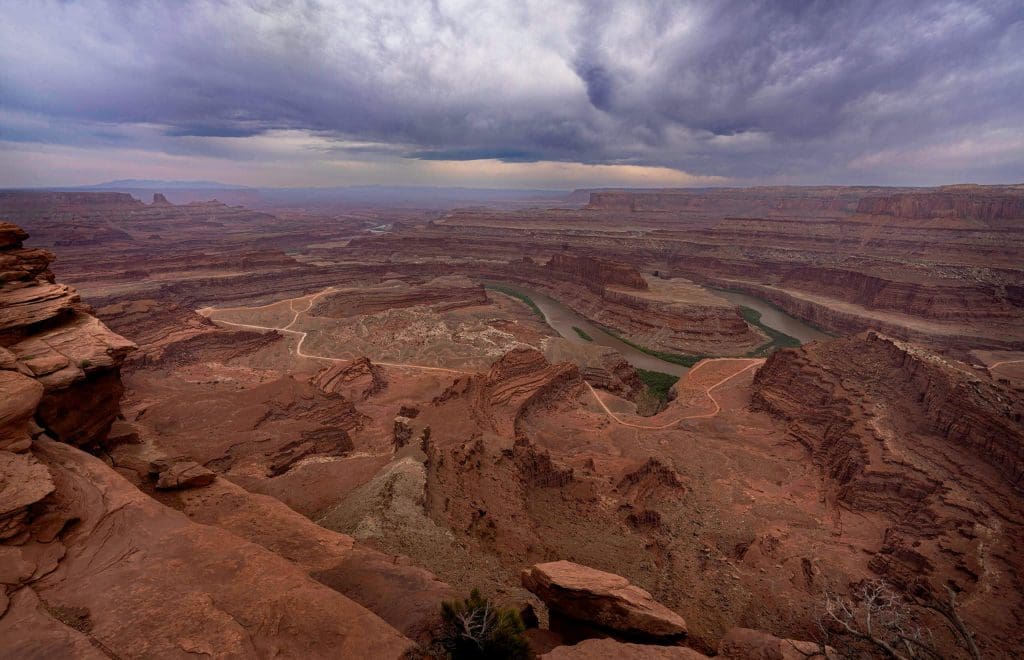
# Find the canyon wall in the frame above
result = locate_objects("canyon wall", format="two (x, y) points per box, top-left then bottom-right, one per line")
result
(751, 333), (1023, 641)
(856, 187), (1024, 225)
(0, 222), (135, 448)
(0, 221), (449, 657)
(546, 253), (649, 291)
(311, 276), (487, 318)
(343, 184), (1024, 353)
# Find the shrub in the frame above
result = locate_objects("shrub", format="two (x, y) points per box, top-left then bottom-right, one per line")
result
(821, 579), (980, 659)
(427, 589), (531, 659)
(485, 284), (544, 321)
(636, 368), (680, 416)
(637, 369), (679, 401)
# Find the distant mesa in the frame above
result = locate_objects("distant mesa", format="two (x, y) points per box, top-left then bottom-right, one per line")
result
(855, 188), (1024, 223)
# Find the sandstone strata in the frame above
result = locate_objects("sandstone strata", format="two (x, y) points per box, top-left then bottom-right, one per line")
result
(0, 222), (135, 448)
(311, 276), (487, 318)
(4, 182), (1023, 658)
(313, 357), (387, 400)
(0, 438), (412, 658)
(0, 221), (435, 657)
(856, 186), (1024, 224)
(496, 256), (765, 355)
(542, 337), (644, 400)
(341, 185), (1024, 352)
(751, 332), (1024, 651)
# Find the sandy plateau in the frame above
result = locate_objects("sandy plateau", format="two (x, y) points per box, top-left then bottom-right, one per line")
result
(1, 186), (1023, 658)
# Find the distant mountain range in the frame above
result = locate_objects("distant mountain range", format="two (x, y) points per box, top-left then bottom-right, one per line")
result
(87, 179), (251, 190)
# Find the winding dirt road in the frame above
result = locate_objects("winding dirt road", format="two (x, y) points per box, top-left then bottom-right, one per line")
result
(587, 358), (765, 429)
(988, 358), (1024, 371)
(199, 289), (471, 375)
(200, 289), (764, 427)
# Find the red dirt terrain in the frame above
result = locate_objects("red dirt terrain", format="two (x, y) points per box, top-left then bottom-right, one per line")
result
(2, 184), (1022, 658)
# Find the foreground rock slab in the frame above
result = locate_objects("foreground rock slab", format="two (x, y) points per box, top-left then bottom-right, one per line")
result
(522, 560), (688, 642)
(0, 439), (412, 658)
(718, 627), (835, 659)
(543, 637), (708, 659)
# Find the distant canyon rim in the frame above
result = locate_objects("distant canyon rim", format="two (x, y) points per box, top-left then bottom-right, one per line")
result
(1, 183), (1022, 658)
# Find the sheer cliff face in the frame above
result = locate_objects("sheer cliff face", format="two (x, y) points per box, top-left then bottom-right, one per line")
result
(2, 218), (136, 570)
(856, 188), (1024, 225)
(751, 332), (1024, 648)
(545, 253), (649, 291)
(753, 331), (1024, 499)
(0, 222), (135, 450)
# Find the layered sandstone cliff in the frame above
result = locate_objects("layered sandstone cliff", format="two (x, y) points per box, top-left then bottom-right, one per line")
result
(856, 186), (1024, 225)
(0, 222), (434, 657)
(751, 332), (1024, 652)
(343, 185), (1024, 354)
(753, 332), (1024, 499)
(546, 253), (649, 291)
(311, 275), (486, 318)
(492, 256), (765, 356)
(0, 222), (135, 448)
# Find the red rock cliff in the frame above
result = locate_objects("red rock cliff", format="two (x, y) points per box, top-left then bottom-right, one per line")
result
(750, 331), (1024, 644)
(856, 188), (1024, 224)
(0, 222), (135, 448)
(546, 253), (648, 291)
(0, 220), (417, 657)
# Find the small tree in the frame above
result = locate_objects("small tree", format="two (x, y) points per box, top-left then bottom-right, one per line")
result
(818, 579), (980, 659)
(435, 589), (530, 659)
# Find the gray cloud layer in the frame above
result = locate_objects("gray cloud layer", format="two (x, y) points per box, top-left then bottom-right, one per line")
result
(1, 0), (1022, 185)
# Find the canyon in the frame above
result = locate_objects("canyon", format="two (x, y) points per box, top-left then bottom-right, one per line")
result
(1, 184), (1022, 658)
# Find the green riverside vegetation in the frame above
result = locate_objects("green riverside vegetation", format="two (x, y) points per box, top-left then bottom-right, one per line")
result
(571, 326), (593, 341)
(739, 306), (802, 356)
(601, 307), (805, 365)
(599, 326), (708, 367)
(637, 368), (680, 402)
(487, 283), (807, 370)
(484, 284), (544, 320)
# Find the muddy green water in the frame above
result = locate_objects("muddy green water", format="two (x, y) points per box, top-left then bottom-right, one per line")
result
(492, 283), (827, 377)
(711, 289), (831, 344)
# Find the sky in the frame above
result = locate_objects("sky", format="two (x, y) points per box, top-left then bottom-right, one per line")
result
(1, 0), (1023, 189)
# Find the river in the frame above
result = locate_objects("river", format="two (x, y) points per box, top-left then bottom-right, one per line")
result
(491, 283), (828, 377)
(711, 288), (831, 344)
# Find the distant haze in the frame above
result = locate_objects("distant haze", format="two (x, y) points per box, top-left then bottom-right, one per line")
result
(1, 1), (1022, 188)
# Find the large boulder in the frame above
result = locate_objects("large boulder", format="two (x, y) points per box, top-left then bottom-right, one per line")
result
(152, 460), (216, 490)
(522, 561), (688, 642)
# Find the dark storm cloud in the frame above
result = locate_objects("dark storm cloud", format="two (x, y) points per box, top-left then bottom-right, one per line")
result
(1, 0), (1022, 184)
